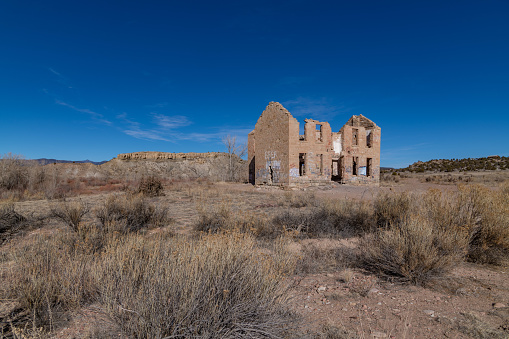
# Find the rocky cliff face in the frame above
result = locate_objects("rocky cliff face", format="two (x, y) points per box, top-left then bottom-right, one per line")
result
(117, 152), (225, 161)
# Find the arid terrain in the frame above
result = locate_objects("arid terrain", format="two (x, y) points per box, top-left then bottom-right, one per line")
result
(1, 157), (508, 338)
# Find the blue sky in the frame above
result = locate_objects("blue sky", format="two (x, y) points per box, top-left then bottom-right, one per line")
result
(1, 0), (508, 168)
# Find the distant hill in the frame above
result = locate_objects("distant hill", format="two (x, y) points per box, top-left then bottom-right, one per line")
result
(34, 158), (108, 166)
(394, 156), (509, 173)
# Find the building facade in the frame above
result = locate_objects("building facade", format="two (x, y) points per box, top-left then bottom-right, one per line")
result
(248, 102), (381, 186)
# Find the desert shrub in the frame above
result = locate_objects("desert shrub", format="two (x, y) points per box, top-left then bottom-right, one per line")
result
(0, 153), (29, 192)
(374, 191), (413, 227)
(278, 191), (317, 208)
(194, 204), (276, 238)
(137, 175), (164, 197)
(50, 199), (90, 232)
(273, 200), (375, 238)
(0, 202), (27, 241)
(95, 194), (169, 233)
(97, 232), (297, 338)
(8, 232), (98, 327)
(460, 184), (509, 265)
(359, 215), (468, 285)
(195, 203), (232, 233)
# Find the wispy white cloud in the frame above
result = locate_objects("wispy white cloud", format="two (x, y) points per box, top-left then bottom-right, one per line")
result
(118, 112), (250, 144)
(124, 129), (170, 142)
(55, 100), (112, 125)
(48, 67), (73, 88)
(152, 113), (191, 129)
(282, 97), (353, 120)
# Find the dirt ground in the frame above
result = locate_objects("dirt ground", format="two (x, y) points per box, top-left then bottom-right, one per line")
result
(2, 174), (509, 338)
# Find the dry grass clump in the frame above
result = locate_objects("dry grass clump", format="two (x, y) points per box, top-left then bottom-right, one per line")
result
(137, 175), (164, 197)
(273, 200), (375, 238)
(0, 202), (28, 242)
(360, 215), (468, 285)
(360, 183), (509, 284)
(461, 184), (509, 265)
(194, 203), (281, 238)
(374, 191), (413, 227)
(278, 191), (317, 208)
(6, 231), (98, 328)
(50, 199), (90, 232)
(97, 232), (297, 338)
(4, 229), (297, 337)
(95, 193), (169, 233)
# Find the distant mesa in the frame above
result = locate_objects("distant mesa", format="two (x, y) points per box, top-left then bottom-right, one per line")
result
(116, 151), (226, 161)
(35, 158), (108, 166)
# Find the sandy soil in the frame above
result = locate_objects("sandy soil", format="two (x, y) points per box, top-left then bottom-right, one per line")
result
(1, 176), (508, 338)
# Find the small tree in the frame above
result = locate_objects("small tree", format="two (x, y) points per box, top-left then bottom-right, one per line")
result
(222, 135), (246, 182)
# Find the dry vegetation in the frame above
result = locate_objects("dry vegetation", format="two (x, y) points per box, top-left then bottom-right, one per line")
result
(1, 154), (508, 338)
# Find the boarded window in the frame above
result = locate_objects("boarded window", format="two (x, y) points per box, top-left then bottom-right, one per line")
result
(353, 128), (358, 146)
(299, 153), (306, 176)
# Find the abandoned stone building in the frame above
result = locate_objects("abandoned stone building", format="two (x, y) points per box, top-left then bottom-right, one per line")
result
(248, 102), (381, 186)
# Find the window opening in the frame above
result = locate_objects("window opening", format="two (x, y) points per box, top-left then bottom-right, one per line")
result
(366, 130), (372, 148)
(299, 153), (306, 176)
(353, 128), (358, 146)
(319, 154), (323, 175)
(353, 156), (358, 175)
(367, 158), (372, 176)
(316, 124), (322, 142)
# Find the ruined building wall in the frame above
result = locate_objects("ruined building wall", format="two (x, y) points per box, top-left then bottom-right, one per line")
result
(338, 116), (381, 184)
(248, 103), (381, 186)
(251, 102), (291, 185)
(289, 119), (332, 185)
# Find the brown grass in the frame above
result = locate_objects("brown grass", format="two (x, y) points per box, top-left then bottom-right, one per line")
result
(273, 199), (375, 238)
(97, 232), (297, 338)
(360, 215), (468, 285)
(95, 193), (169, 233)
(136, 175), (165, 197)
(361, 183), (509, 284)
(50, 199), (90, 232)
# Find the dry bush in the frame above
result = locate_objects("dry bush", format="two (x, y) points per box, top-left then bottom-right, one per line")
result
(137, 175), (164, 197)
(6, 231), (98, 328)
(0, 153), (29, 192)
(461, 184), (509, 265)
(273, 200), (375, 238)
(359, 215), (468, 285)
(374, 191), (413, 227)
(0, 202), (28, 242)
(278, 191), (317, 208)
(50, 199), (90, 232)
(194, 203), (280, 238)
(195, 203), (232, 233)
(97, 232), (297, 338)
(95, 194), (169, 233)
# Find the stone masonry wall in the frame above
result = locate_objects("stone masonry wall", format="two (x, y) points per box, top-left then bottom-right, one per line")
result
(248, 103), (381, 186)
(289, 119), (333, 185)
(253, 102), (291, 185)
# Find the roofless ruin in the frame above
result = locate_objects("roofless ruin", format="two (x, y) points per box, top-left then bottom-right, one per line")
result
(248, 102), (381, 186)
